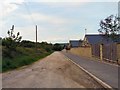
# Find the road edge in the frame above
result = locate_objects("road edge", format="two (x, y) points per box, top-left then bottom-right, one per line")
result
(63, 53), (114, 90)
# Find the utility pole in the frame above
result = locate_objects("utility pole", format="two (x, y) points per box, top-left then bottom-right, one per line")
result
(36, 25), (37, 52)
(85, 28), (87, 35)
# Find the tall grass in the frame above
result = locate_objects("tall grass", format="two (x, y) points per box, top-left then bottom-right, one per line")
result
(2, 47), (53, 72)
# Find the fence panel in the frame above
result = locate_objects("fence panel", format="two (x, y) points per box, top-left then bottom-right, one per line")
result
(92, 44), (100, 58)
(92, 43), (117, 62)
(102, 43), (117, 61)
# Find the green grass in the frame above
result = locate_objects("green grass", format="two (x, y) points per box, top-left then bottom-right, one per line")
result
(2, 47), (53, 72)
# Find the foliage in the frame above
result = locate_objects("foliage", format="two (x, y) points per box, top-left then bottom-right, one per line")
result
(53, 43), (64, 51)
(2, 25), (22, 51)
(2, 41), (54, 72)
(98, 15), (120, 39)
(2, 47), (53, 72)
(20, 40), (53, 52)
(2, 25), (22, 58)
(2, 26), (54, 72)
(1, 24), (71, 72)
(38, 42), (53, 50)
(20, 40), (35, 48)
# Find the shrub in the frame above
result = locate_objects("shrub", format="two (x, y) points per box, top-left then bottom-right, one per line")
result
(53, 43), (63, 51)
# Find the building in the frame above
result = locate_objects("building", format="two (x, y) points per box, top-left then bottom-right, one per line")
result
(82, 34), (120, 63)
(69, 40), (82, 48)
(82, 34), (120, 47)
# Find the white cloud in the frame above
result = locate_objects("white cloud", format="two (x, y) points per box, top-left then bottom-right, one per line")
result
(28, 0), (119, 2)
(0, 0), (25, 35)
(1, 0), (24, 17)
(14, 26), (36, 41)
(21, 13), (70, 25)
(27, 0), (88, 2)
(38, 2), (87, 8)
(11, 25), (72, 43)
(13, 26), (66, 43)
(44, 37), (69, 43)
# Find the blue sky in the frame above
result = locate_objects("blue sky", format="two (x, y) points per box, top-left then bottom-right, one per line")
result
(1, 0), (119, 43)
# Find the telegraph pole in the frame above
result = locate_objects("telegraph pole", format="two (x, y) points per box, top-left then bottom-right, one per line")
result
(36, 25), (37, 52)
(85, 28), (87, 35)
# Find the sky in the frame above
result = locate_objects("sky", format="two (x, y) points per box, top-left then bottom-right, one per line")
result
(0, 0), (119, 44)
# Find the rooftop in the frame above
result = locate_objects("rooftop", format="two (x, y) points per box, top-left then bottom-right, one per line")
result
(85, 34), (120, 44)
(69, 40), (82, 47)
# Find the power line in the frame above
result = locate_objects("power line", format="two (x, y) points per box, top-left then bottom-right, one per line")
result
(23, 1), (38, 48)
(23, 1), (36, 26)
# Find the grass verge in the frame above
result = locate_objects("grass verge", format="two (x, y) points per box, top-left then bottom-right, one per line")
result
(2, 47), (53, 72)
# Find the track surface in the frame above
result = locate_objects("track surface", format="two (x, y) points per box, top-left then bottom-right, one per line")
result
(62, 52), (118, 88)
(2, 52), (103, 88)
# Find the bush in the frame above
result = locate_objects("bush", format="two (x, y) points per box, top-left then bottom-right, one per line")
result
(2, 47), (53, 72)
(2, 25), (22, 58)
(53, 43), (63, 51)
(45, 47), (51, 52)
(20, 40), (35, 48)
(2, 26), (54, 72)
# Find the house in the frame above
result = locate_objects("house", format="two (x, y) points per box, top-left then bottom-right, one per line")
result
(69, 40), (82, 48)
(82, 34), (120, 47)
(82, 34), (120, 46)
(82, 34), (120, 62)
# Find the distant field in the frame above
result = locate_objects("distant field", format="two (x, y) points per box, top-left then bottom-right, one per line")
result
(2, 46), (53, 72)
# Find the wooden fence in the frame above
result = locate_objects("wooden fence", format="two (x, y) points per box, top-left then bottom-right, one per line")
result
(92, 43), (118, 62)
(70, 43), (120, 64)
(117, 44), (120, 64)
(102, 43), (117, 62)
(92, 44), (100, 59)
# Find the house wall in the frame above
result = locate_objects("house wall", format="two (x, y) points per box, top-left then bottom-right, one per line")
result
(117, 43), (120, 64)
(70, 47), (92, 58)
(82, 37), (90, 47)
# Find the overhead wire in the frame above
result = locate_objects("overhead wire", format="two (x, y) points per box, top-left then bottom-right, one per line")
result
(23, 1), (36, 26)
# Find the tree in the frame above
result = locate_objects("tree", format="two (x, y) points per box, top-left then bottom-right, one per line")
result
(98, 15), (120, 39)
(2, 25), (22, 51)
(53, 43), (63, 51)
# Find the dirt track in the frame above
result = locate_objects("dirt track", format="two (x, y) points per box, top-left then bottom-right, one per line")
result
(2, 52), (103, 88)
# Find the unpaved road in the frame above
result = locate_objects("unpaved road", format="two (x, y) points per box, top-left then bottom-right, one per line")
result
(2, 52), (103, 88)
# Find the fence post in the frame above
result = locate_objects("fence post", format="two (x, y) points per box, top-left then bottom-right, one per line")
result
(100, 44), (103, 60)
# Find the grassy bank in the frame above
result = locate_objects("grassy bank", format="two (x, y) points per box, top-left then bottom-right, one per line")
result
(2, 47), (53, 72)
